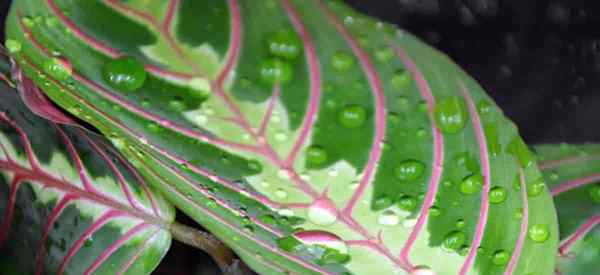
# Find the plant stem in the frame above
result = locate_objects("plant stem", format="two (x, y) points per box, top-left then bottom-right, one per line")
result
(170, 222), (235, 273)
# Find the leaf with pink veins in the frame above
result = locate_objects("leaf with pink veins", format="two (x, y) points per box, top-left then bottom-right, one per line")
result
(7, 0), (558, 274)
(535, 143), (600, 275)
(0, 78), (174, 274)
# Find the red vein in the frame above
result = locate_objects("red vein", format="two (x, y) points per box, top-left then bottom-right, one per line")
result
(0, 112), (42, 171)
(558, 215), (600, 256)
(162, 0), (179, 30)
(215, 0), (241, 86)
(84, 222), (153, 275)
(459, 82), (491, 275)
(282, 0), (323, 167)
(116, 228), (160, 275)
(35, 193), (79, 275)
(44, 2), (193, 80)
(550, 173), (600, 197)
(57, 210), (125, 275)
(504, 170), (530, 275)
(0, 176), (23, 245)
(258, 85), (280, 137)
(391, 42), (444, 269)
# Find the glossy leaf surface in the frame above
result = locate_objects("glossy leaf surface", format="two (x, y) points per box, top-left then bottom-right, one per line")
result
(0, 68), (174, 274)
(6, 0), (558, 274)
(535, 144), (600, 275)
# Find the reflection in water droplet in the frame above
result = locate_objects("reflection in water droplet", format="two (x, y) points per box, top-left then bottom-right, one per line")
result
(528, 224), (550, 243)
(331, 51), (355, 71)
(306, 145), (328, 166)
(395, 160), (425, 181)
(102, 56), (147, 92)
(259, 58), (293, 85)
(442, 231), (466, 251)
(492, 249), (510, 266)
(378, 210), (399, 226)
(338, 105), (367, 128)
(489, 186), (507, 204)
(308, 197), (338, 226)
(460, 174), (483, 194)
(434, 97), (468, 134)
(267, 29), (302, 60)
(43, 57), (72, 81)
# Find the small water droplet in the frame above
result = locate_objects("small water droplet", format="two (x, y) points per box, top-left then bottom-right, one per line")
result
(338, 105), (366, 128)
(275, 188), (288, 199)
(102, 56), (147, 92)
(259, 58), (293, 85)
(43, 57), (72, 80)
(275, 131), (288, 141)
(460, 174), (483, 195)
(492, 249), (510, 266)
(307, 197), (338, 226)
(527, 178), (545, 197)
(331, 52), (355, 71)
(397, 195), (417, 211)
(375, 47), (394, 63)
(456, 219), (466, 229)
(373, 195), (393, 211)
(489, 186), (507, 204)
(429, 206), (442, 217)
(306, 145), (328, 166)
(392, 69), (411, 89)
(378, 210), (400, 226)
(411, 266), (436, 275)
(267, 29), (302, 60)
(528, 224), (550, 243)
(394, 160), (425, 181)
(434, 97), (468, 134)
(442, 231), (466, 251)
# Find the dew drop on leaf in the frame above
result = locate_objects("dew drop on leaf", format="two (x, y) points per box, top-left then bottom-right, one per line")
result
(590, 185), (600, 203)
(456, 219), (465, 229)
(527, 178), (545, 197)
(43, 57), (72, 81)
(306, 145), (328, 166)
(259, 58), (293, 85)
(492, 249), (510, 266)
(266, 29), (302, 60)
(394, 159), (425, 181)
(429, 205), (442, 217)
(331, 51), (355, 71)
(477, 100), (492, 116)
(375, 46), (394, 63)
(411, 266), (435, 275)
(5, 39), (21, 53)
(102, 56), (147, 92)
(378, 210), (399, 226)
(489, 186), (507, 204)
(528, 224), (550, 243)
(307, 197), (338, 226)
(391, 69), (411, 89)
(397, 195), (417, 211)
(373, 195), (393, 211)
(338, 105), (367, 128)
(460, 174), (483, 194)
(442, 230), (466, 251)
(275, 188), (288, 199)
(434, 96), (468, 134)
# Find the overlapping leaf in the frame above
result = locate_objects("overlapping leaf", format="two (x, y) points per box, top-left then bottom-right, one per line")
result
(6, 0), (558, 274)
(0, 66), (174, 274)
(535, 144), (600, 275)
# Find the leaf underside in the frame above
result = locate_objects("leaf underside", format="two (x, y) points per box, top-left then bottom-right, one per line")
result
(0, 71), (174, 274)
(6, 0), (558, 274)
(535, 144), (600, 275)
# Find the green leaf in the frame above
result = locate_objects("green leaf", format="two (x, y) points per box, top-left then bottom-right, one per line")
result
(535, 144), (600, 275)
(6, 0), (558, 274)
(0, 71), (174, 274)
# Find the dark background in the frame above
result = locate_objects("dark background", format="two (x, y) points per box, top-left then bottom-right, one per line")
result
(1, 0), (599, 274)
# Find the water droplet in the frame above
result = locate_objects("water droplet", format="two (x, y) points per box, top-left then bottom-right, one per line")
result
(306, 145), (328, 166)
(43, 57), (72, 80)
(308, 197), (338, 226)
(267, 29), (302, 60)
(392, 69), (411, 89)
(331, 51), (355, 71)
(397, 195), (417, 211)
(275, 131), (288, 141)
(102, 56), (147, 92)
(22, 16), (35, 28)
(375, 47), (394, 63)
(528, 224), (550, 243)
(5, 39), (21, 53)
(429, 206), (442, 217)
(394, 159), (425, 181)
(259, 58), (293, 85)
(442, 231), (466, 251)
(590, 185), (600, 203)
(456, 219), (465, 229)
(338, 105), (366, 128)
(477, 100), (492, 116)
(84, 237), (93, 247)
(513, 207), (523, 220)
(378, 210), (399, 226)
(507, 137), (534, 168)
(411, 266), (435, 275)
(489, 186), (507, 204)
(275, 188), (288, 199)
(278, 169), (291, 180)
(168, 98), (186, 111)
(373, 195), (393, 210)
(434, 97), (468, 134)
(460, 174), (483, 195)
(247, 159), (263, 173)
(492, 249), (510, 266)
(527, 178), (545, 197)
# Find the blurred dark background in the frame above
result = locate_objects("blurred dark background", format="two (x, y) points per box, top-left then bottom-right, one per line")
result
(1, 0), (599, 274)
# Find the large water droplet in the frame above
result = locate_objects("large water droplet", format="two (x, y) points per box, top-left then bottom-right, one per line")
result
(397, 195), (417, 211)
(331, 51), (355, 71)
(277, 230), (350, 265)
(259, 58), (293, 85)
(434, 97), (468, 134)
(528, 224), (550, 243)
(411, 266), (436, 275)
(43, 57), (72, 80)
(460, 174), (483, 195)
(492, 249), (510, 266)
(103, 56), (147, 92)
(306, 145), (328, 166)
(489, 186), (507, 204)
(378, 210), (399, 226)
(338, 105), (366, 128)
(394, 160), (425, 181)
(442, 230), (466, 251)
(527, 178), (545, 197)
(307, 197), (338, 226)
(373, 195), (393, 211)
(267, 29), (302, 60)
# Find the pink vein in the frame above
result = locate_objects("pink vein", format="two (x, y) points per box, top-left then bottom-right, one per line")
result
(558, 215), (600, 256)
(162, 0), (179, 29)
(391, 42), (444, 268)
(504, 170), (530, 275)
(550, 173), (600, 197)
(282, 0), (323, 167)
(83, 223), (153, 275)
(215, 0), (241, 86)
(539, 154), (600, 171)
(258, 85), (280, 137)
(35, 194), (79, 275)
(57, 210), (126, 275)
(459, 82), (491, 275)
(317, 0), (387, 215)
(44, 2), (193, 80)
(116, 228), (160, 275)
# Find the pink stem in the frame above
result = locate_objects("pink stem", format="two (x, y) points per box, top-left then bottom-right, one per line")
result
(459, 83), (491, 275)
(258, 85), (280, 137)
(558, 215), (600, 256)
(551, 173), (600, 197)
(390, 42), (444, 269)
(504, 170), (530, 275)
